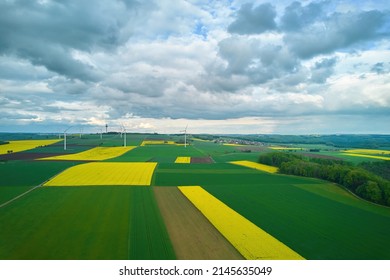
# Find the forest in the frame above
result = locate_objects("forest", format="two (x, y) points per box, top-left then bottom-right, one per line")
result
(258, 152), (390, 206)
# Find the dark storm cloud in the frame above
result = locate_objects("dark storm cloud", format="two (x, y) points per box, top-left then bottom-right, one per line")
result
(281, 1), (326, 31)
(0, 56), (51, 81)
(217, 36), (299, 85)
(106, 74), (166, 97)
(0, 0), (144, 80)
(1, 0), (390, 134)
(228, 3), (277, 34)
(285, 9), (390, 58)
(371, 62), (390, 74)
(48, 77), (91, 95)
(310, 57), (337, 83)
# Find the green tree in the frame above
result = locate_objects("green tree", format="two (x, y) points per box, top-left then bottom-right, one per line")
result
(356, 181), (383, 204)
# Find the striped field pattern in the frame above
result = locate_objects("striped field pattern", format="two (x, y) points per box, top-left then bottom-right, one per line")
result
(178, 186), (304, 260)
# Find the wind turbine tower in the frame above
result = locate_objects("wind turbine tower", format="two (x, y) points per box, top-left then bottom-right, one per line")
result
(105, 124), (108, 133)
(122, 125), (127, 147)
(181, 125), (188, 148)
(63, 126), (73, 151)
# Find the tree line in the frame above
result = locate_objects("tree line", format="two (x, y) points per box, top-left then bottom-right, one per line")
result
(258, 152), (390, 206)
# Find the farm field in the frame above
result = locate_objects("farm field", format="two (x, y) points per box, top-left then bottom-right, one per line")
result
(154, 187), (243, 260)
(0, 187), (174, 259)
(109, 145), (204, 163)
(174, 156), (191, 163)
(229, 160), (278, 173)
(0, 160), (78, 205)
(203, 183), (390, 259)
(1, 133), (390, 260)
(44, 162), (157, 186)
(0, 139), (61, 155)
(39, 146), (135, 161)
(341, 152), (390, 161)
(179, 186), (304, 260)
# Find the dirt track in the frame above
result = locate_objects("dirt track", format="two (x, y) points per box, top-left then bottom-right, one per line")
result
(153, 187), (243, 260)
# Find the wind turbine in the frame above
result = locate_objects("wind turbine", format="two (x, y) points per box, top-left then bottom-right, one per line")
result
(124, 127), (127, 147)
(181, 125), (188, 148)
(121, 124), (127, 147)
(63, 126), (73, 151)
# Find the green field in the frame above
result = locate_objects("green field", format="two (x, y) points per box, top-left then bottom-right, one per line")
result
(109, 145), (204, 163)
(0, 161), (78, 204)
(0, 187), (175, 259)
(1, 133), (390, 259)
(204, 183), (390, 259)
(154, 162), (318, 186)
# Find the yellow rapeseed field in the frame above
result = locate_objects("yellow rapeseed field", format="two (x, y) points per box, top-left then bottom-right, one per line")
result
(44, 162), (157, 186)
(269, 146), (302, 150)
(178, 186), (304, 260)
(223, 143), (245, 147)
(140, 140), (176, 146)
(40, 146), (135, 161)
(191, 138), (211, 142)
(230, 160), (278, 173)
(341, 153), (390, 161)
(0, 139), (61, 155)
(175, 157), (191, 163)
(344, 149), (390, 155)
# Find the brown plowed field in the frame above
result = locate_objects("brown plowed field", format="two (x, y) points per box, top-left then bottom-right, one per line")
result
(301, 153), (342, 161)
(153, 187), (243, 260)
(190, 157), (214, 163)
(237, 147), (267, 152)
(0, 153), (65, 161)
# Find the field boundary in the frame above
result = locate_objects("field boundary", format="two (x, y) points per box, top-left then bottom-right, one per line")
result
(0, 165), (78, 208)
(179, 186), (305, 260)
(0, 184), (41, 208)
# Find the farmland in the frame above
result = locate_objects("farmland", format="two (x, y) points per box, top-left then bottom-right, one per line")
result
(1, 133), (390, 260)
(179, 186), (304, 260)
(0, 187), (174, 259)
(0, 139), (61, 155)
(44, 162), (157, 186)
(39, 146), (135, 161)
(230, 160), (278, 173)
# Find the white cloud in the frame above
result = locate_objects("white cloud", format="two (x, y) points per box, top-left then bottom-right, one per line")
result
(0, 0), (390, 134)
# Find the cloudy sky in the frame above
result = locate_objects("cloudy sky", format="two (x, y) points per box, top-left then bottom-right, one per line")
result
(0, 0), (389, 134)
